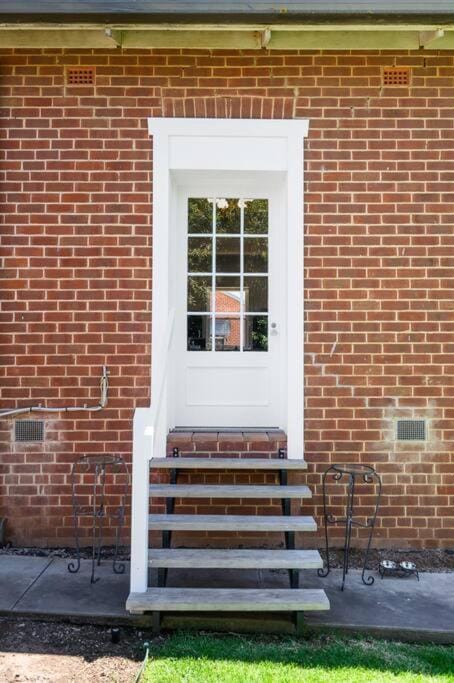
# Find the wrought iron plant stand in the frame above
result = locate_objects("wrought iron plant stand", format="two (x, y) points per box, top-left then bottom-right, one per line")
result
(318, 463), (381, 590)
(68, 454), (129, 583)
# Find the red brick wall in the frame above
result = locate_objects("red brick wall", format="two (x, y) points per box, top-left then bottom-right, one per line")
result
(0, 48), (453, 548)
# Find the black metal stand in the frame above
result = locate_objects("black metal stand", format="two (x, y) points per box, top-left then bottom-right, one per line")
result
(318, 463), (381, 591)
(278, 448), (299, 589)
(278, 447), (303, 633)
(153, 446), (180, 632)
(68, 454), (129, 584)
(379, 560), (419, 581)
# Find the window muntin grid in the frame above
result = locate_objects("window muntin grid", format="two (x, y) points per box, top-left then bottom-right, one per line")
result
(187, 197), (268, 352)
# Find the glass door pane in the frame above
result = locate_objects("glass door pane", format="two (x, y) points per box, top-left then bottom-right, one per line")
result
(187, 197), (269, 352)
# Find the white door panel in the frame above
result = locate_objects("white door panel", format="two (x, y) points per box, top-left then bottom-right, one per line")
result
(186, 367), (270, 406)
(174, 182), (285, 428)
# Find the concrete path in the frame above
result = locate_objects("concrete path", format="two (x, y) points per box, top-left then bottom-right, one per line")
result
(0, 556), (52, 612)
(0, 555), (452, 642)
(301, 568), (454, 643)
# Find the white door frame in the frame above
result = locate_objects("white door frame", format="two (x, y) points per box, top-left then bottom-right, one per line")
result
(148, 117), (309, 458)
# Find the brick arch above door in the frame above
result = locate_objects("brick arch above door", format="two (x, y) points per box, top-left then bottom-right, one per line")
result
(160, 96), (297, 119)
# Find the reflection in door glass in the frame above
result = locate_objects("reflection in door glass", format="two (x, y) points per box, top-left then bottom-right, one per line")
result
(214, 315), (240, 351)
(244, 199), (268, 234)
(244, 316), (268, 352)
(244, 276), (267, 313)
(187, 315), (212, 351)
(188, 236), (212, 272)
(188, 198), (213, 234)
(216, 199), (241, 234)
(187, 276), (212, 312)
(244, 237), (268, 273)
(215, 276), (242, 310)
(187, 198), (268, 351)
(216, 237), (241, 273)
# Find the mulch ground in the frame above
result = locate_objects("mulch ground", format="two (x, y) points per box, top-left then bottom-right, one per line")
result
(0, 618), (149, 683)
(320, 547), (454, 573)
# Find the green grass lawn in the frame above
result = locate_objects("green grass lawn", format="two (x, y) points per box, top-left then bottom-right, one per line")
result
(143, 631), (454, 683)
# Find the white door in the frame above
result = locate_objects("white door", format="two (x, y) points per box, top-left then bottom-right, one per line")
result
(173, 181), (286, 428)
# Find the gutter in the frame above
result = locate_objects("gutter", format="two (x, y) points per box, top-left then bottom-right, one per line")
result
(2, 15), (454, 25)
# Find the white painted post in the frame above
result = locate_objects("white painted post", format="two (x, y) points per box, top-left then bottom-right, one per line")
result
(129, 407), (153, 594)
(286, 126), (309, 458)
(149, 121), (170, 434)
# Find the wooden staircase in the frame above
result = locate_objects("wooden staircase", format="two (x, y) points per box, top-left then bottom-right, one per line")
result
(126, 453), (329, 631)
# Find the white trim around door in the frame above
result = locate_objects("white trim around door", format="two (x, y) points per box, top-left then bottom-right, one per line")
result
(148, 117), (309, 459)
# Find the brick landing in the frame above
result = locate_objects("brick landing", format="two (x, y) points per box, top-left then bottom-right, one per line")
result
(167, 430), (287, 457)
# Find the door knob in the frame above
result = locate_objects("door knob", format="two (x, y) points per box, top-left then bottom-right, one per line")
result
(270, 322), (278, 335)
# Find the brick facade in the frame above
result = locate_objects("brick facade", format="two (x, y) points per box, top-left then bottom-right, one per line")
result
(0, 48), (453, 548)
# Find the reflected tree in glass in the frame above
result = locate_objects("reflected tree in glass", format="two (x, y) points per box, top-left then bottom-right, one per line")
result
(244, 199), (268, 234)
(188, 198), (212, 233)
(188, 276), (211, 312)
(188, 236), (212, 272)
(216, 198), (240, 234)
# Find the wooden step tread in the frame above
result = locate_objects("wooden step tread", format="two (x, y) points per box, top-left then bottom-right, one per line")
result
(150, 484), (312, 499)
(149, 514), (317, 532)
(148, 548), (322, 569)
(149, 457), (307, 470)
(127, 588), (329, 613)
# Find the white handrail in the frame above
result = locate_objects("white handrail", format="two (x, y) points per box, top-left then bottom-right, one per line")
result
(130, 308), (175, 595)
(149, 307), (175, 458)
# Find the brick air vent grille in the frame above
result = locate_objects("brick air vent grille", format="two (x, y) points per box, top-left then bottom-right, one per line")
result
(15, 420), (44, 442)
(383, 67), (410, 86)
(396, 419), (426, 441)
(67, 67), (95, 85)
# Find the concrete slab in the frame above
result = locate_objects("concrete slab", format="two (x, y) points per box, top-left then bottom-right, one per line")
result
(156, 567), (454, 642)
(302, 569), (454, 643)
(0, 556), (52, 611)
(1, 556), (452, 642)
(13, 558), (130, 620)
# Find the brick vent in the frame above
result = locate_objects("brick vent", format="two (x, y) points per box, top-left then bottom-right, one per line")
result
(15, 420), (44, 442)
(396, 419), (426, 442)
(66, 67), (95, 85)
(382, 67), (410, 86)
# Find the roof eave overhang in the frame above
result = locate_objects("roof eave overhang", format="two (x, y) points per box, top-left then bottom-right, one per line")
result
(1, 17), (454, 50)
